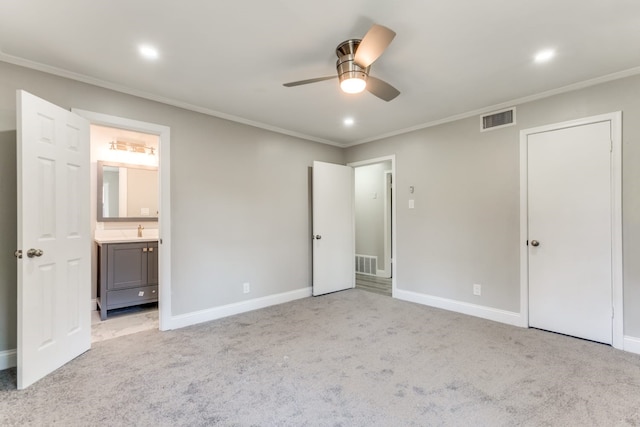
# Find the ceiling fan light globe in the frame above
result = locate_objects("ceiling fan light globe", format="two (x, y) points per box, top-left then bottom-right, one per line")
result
(340, 77), (366, 94)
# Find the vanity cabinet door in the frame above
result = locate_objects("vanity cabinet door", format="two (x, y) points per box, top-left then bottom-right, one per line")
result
(107, 242), (148, 290)
(147, 241), (159, 285)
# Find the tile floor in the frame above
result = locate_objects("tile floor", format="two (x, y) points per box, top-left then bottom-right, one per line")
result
(91, 303), (158, 343)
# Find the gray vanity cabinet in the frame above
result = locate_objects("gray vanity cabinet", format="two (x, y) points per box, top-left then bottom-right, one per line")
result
(147, 241), (159, 285)
(97, 240), (158, 320)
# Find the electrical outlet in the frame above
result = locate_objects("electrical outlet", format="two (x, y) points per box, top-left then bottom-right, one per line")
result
(473, 284), (481, 296)
(243, 282), (250, 294)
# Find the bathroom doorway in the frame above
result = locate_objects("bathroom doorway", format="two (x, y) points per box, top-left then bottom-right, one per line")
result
(90, 125), (159, 341)
(74, 109), (172, 337)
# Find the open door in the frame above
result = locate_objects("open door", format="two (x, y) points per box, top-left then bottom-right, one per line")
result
(312, 161), (354, 296)
(16, 90), (91, 389)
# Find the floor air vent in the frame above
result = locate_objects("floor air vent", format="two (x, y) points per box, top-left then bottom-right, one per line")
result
(355, 254), (377, 276)
(481, 107), (515, 131)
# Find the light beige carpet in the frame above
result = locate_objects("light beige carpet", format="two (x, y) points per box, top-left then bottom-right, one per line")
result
(1, 289), (640, 426)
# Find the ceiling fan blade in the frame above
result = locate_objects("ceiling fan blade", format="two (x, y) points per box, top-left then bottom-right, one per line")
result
(283, 76), (336, 87)
(354, 24), (396, 68)
(366, 76), (400, 102)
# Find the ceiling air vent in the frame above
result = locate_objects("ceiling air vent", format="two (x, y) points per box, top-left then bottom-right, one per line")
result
(480, 107), (516, 132)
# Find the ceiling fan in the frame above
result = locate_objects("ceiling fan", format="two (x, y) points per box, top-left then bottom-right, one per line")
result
(283, 24), (400, 102)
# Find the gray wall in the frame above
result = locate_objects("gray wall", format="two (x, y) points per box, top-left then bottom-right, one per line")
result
(0, 130), (17, 351)
(345, 73), (640, 337)
(0, 61), (344, 352)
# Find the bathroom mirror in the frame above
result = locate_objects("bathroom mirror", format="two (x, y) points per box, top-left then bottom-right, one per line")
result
(97, 161), (158, 222)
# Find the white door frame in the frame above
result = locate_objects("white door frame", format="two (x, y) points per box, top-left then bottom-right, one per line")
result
(72, 109), (172, 331)
(381, 169), (392, 278)
(348, 155), (397, 297)
(519, 112), (623, 349)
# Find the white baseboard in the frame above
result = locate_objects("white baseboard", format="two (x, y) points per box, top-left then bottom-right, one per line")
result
(394, 289), (525, 327)
(623, 336), (640, 355)
(0, 349), (16, 370)
(167, 287), (312, 330)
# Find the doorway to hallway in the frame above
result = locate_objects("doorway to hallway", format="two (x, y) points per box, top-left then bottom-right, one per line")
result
(349, 156), (396, 297)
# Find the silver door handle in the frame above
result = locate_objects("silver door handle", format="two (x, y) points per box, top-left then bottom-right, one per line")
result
(27, 248), (43, 258)
(530, 240), (540, 247)
(313, 235), (322, 240)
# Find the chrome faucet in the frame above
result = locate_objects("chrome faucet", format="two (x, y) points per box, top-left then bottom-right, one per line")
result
(137, 225), (144, 238)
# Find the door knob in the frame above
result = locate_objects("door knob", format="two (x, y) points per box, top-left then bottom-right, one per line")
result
(27, 248), (43, 258)
(530, 240), (540, 247)
(313, 235), (322, 240)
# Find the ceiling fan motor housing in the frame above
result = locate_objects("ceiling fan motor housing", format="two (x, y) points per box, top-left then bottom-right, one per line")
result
(336, 39), (370, 84)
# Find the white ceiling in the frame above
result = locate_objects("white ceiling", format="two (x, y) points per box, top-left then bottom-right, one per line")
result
(1, 1), (640, 147)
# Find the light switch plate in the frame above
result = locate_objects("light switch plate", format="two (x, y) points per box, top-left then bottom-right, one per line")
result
(473, 284), (481, 296)
(409, 199), (415, 209)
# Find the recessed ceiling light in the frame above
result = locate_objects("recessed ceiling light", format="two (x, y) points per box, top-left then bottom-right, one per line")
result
(534, 49), (555, 63)
(343, 117), (355, 126)
(139, 45), (159, 60)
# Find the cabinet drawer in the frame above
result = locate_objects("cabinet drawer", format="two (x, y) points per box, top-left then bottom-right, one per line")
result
(107, 285), (158, 309)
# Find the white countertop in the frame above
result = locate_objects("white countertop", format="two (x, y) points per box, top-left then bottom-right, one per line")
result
(95, 236), (159, 244)
(94, 228), (159, 244)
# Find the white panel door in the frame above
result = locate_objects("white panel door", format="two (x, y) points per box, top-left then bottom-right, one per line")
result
(528, 121), (612, 344)
(17, 90), (91, 389)
(312, 161), (355, 296)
